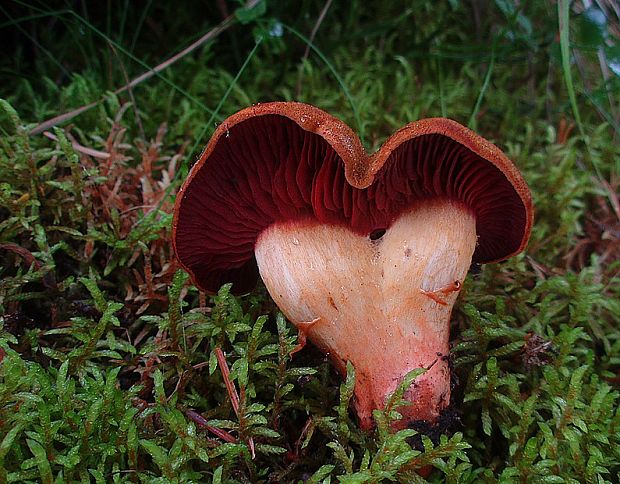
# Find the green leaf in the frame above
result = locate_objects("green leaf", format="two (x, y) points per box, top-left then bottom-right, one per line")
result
(0, 425), (22, 460)
(338, 471), (372, 483)
(482, 406), (492, 436)
(55, 444), (81, 469)
(327, 441), (353, 474)
(209, 350), (218, 375)
(153, 369), (166, 405)
(55, 360), (70, 395)
(0, 99), (21, 132)
(26, 439), (53, 484)
(307, 465), (335, 483)
(231, 357), (249, 387)
(390, 449), (419, 468)
(140, 440), (167, 469)
(212, 465), (223, 484)
(285, 367), (317, 377)
(255, 444), (287, 455)
(79, 274), (106, 312)
(235, 0), (267, 24)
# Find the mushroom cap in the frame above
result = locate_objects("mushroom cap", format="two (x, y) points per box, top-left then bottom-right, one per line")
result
(173, 102), (533, 294)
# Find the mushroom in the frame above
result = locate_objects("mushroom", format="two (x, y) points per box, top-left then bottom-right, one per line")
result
(173, 102), (533, 430)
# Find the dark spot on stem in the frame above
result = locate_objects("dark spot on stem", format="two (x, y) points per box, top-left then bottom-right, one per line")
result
(328, 296), (338, 311)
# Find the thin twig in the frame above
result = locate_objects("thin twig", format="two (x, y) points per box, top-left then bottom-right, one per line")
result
(303, 0), (334, 60)
(28, 2), (260, 136)
(284, 23), (362, 141)
(215, 347), (240, 416)
(43, 131), (110, 159)
(186, 409), (238, 443)
(109, 42), (145, 140)
(296, 0), (334, 97)
(0, 243), (42, 270)
(215, 347), (255, 458)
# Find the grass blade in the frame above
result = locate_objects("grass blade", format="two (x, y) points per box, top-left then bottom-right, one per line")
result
(282, 23), (363, 144)
(468, 48), (495, 130)
(558, 0), (585, 139)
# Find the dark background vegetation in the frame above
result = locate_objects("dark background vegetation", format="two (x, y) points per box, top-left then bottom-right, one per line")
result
(0, 1), (619, 482)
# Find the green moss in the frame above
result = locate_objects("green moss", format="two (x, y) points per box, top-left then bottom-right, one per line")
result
(1, 1), (619, 482)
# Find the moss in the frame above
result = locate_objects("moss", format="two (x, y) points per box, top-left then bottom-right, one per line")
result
(1, 1), (619, 482)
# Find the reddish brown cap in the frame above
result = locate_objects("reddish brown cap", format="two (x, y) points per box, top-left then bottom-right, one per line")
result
(173, 102), (533, 293)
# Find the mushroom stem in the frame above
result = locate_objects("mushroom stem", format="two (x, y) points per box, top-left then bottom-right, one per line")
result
(255, 199), (477, 429)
